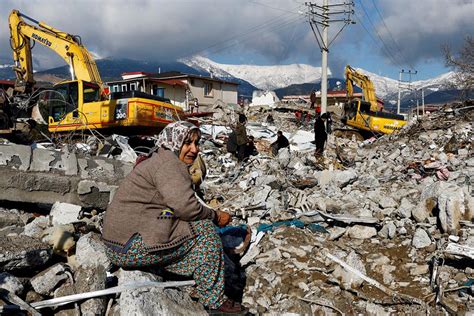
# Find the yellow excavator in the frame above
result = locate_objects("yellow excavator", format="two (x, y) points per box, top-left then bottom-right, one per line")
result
(8, 9), (184, 136)
(341, 65), (406, 139)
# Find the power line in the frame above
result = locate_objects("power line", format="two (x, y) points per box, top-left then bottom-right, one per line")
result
(369, 0), (416, 70)
(356, 0), (404, 69)
(179, 4), (304, 59)
(248, 0), (304, 15)
(353, 12), (402, 68)
(203, 16), (304, 56)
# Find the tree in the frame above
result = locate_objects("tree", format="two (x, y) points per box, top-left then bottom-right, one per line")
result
(443, 36), (473, 102)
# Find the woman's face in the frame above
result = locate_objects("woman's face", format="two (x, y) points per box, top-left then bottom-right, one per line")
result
(179, 133), (200, 164)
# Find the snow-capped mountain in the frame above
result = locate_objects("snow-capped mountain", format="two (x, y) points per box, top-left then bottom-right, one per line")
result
(181, 56), (327, 91)
(182, 56), (456, 102)
(355, 68), (455, 99)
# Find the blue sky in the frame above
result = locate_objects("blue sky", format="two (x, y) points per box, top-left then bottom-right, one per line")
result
(1, 0), (472, 80)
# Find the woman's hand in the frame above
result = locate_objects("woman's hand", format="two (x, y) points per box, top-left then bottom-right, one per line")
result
(215, 210), (232, 227)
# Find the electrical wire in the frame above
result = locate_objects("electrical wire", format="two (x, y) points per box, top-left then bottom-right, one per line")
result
(203, 16), (305, 57)
(369, 0), (416, 70)
(353, 11), (402, 69)
(355, 0), (404, 69)
(179, 3), (305, 59)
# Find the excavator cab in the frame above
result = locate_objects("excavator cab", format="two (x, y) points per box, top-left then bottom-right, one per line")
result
(42, 80), (101, 124)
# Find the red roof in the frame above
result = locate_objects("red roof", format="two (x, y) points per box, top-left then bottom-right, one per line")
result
(0, 80), (14, 86)
(151, 79), (187, 87)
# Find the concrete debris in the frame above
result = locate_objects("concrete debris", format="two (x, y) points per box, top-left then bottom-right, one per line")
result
(75, 232), (112, 270)
(30, 263), (68, 295)
(0, 235), (52, 271)
(0, 272), (24, 295)
(50, 202), (82, 226)
(0, 102), (472, 314)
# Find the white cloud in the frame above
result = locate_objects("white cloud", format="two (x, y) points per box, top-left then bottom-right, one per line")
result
(372, 0), (473, 65)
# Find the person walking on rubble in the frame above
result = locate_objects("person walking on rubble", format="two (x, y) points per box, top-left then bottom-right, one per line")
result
(310, 90), (317, 109)
(101, 121), (245, 314)
(234, 114), (250, 162)
(314, 113), (327, 156)
(271, 130), (290, 156)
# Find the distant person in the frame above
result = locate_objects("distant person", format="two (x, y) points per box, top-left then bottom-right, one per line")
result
(301, 111), (307, 126)
(266, 113), (274, 124)
(234, 114), (249, 161)
(194, 98), (199, 113)
(271, 131), (290, 156)
(305, 112), (311, 125)
(295, 110), (302, 126)
(310, 90), (317, 109)
(314, 113), (327, 156)
(226, 130), (238, 156)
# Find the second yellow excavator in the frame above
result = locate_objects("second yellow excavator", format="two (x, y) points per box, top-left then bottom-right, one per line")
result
(342, 65), (406, 139)
(8, 9), (184, 136)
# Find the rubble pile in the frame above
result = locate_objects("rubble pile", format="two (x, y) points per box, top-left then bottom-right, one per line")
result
(0, 103), (472, 314)
(199, 104), (473, 314)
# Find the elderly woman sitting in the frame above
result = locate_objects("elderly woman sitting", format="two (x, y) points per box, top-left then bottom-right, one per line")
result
(101, 121), (244, 314)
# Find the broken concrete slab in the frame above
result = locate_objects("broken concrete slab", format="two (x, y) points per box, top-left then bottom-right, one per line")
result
(347, 225), (377, 239)
(0, 235), (52, 271)
(50, 202), (82, 226)
(30, 148), (56, 172)
(0, 208), (23, 229)
(116, 269), (206, 316)
(30, 263), (68, 295)
(75, 232), (111, 271)
(412, 228), (432, 249)
(0, 272), (24, 295)
(0, 143), (31, 171)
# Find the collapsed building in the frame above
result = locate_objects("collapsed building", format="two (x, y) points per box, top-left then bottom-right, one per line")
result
(0, 102), (473, 315)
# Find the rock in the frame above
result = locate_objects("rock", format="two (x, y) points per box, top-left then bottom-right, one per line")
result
(0, 209), (22, 229)
(334, 170), (358, 188)
(379, 222), (396, 239)
(412, 228), (431, 249)
(76, 266), (107, 315)
(347, 225), (377, 239)
(0, 235), (52, 271)
(22, 216), (50, 239)
(116, 269), (205, 316)
(379, 196), (398, 209)
(410, 265), (429, 276)
(397, 198), (414, 218)
(332, 250), (366, 289)
(366, 302), (390, 316)
(75, 232), (112, 270)
(329, 227), (347, 241)
(318, 170), (335, 188)
(419, 182), (467, 234)
(412, 198), (435, 223)
(0, 272), (24, 295)
(50, 202), (82, 226)
(30, 263), (68, 295)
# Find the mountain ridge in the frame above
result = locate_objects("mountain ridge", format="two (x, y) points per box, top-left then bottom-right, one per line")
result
(0, 56), (461, 108)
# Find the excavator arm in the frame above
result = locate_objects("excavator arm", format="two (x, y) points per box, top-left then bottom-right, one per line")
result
(9, 10), (103, 94)
(345, 65), (378, 112)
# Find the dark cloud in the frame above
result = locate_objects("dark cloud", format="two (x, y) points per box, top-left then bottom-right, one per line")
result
(0, 0), (471, 74)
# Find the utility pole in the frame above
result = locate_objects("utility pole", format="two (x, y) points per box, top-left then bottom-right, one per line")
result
(397, 69), (417, 115)
(422, 88), (425, 116)
(306, 1), (354, 115)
